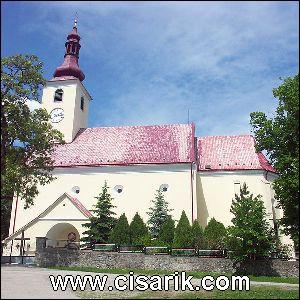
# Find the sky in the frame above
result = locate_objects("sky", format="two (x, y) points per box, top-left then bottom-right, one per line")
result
(1, 1), (299, 136)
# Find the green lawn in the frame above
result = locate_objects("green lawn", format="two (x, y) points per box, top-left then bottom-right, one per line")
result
(133, 287), (300, 299)
(48, 266), (299, 284)
(75, 286), (299, 299)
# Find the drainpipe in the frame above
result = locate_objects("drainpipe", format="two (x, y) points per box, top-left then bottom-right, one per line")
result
(190, 163), (194, 222)
(265, 170), (278, 237)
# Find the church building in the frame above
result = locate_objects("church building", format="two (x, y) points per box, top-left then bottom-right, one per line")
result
(2, 21), (293, 257)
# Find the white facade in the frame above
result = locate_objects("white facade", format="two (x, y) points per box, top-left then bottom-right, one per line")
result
(4, 163), (197, 256)
(3, 160), (294, 256)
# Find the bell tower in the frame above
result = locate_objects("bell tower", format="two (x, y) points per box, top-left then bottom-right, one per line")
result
(41, 20), (92, 143)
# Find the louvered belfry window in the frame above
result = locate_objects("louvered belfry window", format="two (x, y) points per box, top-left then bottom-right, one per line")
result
(80, 96), (84, 111)
(54, 89), (63, 102)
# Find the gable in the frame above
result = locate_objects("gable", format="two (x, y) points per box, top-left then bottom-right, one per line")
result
(3, 193), (91, 242)
(39, 194), (90, 220)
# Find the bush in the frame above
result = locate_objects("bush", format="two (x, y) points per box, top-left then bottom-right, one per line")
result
(157, 215), (175, 247)
(173, 211), (193, 248)
(137, 234), (166, 247)
(109, 213), (131, 245)
(130, 212), (149, 245)
(191, 220), (204, 250)
(203, 218), (227, 250)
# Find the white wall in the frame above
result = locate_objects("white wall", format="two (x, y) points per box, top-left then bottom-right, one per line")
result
(8, 163), (194, 240)
(5, 164), (295, 256)
(196, 170), (294, 249)
(197, 170), (276, 227)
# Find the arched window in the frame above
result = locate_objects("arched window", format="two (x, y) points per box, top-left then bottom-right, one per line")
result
(54, 89), (63, 102)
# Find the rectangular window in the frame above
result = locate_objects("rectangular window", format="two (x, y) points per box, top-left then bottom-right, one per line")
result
(80, 97), (84, 111)
(234, 181), (241, 196)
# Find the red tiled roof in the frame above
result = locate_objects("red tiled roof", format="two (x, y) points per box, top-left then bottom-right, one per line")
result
(66, 194), (93, 218)
(52, 124), (195, 167)
(197, 135), (276, 172)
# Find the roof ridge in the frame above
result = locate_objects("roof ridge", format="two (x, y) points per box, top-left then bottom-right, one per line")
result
(82, 123), (193, 130)
(198, 134), (253, 139)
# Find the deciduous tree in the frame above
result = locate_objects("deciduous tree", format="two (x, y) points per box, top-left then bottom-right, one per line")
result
(250, 74), (299, 248)
(1, 54), (64, 240)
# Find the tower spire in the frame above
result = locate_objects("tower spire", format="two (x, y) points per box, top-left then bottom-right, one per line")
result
(52, 20), (85, 81)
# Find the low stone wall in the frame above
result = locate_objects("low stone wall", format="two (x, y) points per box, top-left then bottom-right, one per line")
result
(35, 248), (299, 278)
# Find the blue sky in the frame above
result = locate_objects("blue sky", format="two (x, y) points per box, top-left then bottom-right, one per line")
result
(1, 1), (299, 136)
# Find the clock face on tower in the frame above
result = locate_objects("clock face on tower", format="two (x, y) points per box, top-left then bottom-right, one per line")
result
(50, 108), (64, 123)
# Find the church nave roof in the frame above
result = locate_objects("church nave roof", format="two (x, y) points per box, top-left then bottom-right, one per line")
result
(52, 123), (195, 167)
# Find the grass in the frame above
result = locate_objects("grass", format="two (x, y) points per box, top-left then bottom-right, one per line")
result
(75, 286), (299, 299)
(132, 287), (300, 299)
(48, 266), (299, 284)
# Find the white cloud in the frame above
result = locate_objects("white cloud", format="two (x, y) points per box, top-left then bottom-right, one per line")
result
(20, 1), (299, 136)
(26, 99), (42, 112)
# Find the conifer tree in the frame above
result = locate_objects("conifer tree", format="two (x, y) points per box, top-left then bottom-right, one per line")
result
(129, 212), (149, 245)
(173, 211), (193, 248)
(191, 220), (204, 250)
(226, 183), (273, 262)
(158, 215), (175, 246)
(109, 213), (131, 245)
(81, 181), (116, 246)
(147, 189), (173, 238)
(203, 217), (227, 250)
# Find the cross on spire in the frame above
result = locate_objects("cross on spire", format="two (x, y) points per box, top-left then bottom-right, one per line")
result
(74, 12), (78, 28)
(52, 18), (85, 81)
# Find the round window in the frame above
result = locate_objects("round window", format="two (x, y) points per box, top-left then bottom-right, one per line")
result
(72, 186), (80, 194)
(114, 185), (123, 194)
(160, 184), (169, 192)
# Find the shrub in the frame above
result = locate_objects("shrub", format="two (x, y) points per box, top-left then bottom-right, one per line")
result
(173, 211), (193, 248)
(158, 215), (175, 247)
(130, 212), (149, 245)
(136, 234), (166, 247)
(109, 213), (131, 245)
(203, 218), (227, 250)
(191, 220), (204, 250)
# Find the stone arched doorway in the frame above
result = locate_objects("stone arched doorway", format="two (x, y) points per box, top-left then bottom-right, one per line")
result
(45, 223), (80, 249)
